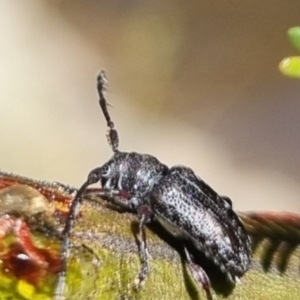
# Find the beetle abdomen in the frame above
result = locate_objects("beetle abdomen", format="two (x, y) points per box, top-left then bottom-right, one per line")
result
(150, 166), (251, 281)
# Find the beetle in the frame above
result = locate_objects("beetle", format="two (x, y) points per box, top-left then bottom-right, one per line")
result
(55, 71), (251, 299)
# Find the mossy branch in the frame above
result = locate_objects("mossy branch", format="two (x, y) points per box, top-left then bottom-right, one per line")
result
(0, 171), (300, 300)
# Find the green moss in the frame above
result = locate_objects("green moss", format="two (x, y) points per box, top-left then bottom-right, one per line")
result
(16, 280), (35, 300)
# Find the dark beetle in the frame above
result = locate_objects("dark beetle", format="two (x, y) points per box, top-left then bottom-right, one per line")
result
(55, 71), (251, 299)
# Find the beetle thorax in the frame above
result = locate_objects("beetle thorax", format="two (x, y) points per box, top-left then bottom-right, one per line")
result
(101, 152), (168, 203)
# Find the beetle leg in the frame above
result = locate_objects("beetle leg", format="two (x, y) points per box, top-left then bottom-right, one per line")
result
(184, 247), (213, 300)
(56, 187), (129, 300)
(134, 205), (153, 288)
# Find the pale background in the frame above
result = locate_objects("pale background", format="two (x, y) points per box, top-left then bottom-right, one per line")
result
(1, 1), (300, 212)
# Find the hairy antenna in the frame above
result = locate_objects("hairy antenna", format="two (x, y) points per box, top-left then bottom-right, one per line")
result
(97, 71), (119, 152)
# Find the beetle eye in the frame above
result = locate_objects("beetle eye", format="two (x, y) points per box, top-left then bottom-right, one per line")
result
(102, 165), (111, 177)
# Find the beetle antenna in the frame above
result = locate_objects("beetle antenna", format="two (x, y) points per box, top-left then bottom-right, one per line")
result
(97, 71), (119, 152)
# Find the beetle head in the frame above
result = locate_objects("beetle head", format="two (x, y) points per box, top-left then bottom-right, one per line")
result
(86, 153), (124, 190)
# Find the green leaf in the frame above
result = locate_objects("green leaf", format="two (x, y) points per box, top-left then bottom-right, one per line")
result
(287, 27), (300, 53)
(279, 56), (300, 78)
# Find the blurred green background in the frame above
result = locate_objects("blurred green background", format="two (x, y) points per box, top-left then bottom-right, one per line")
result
(1, 1), (300, 212)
